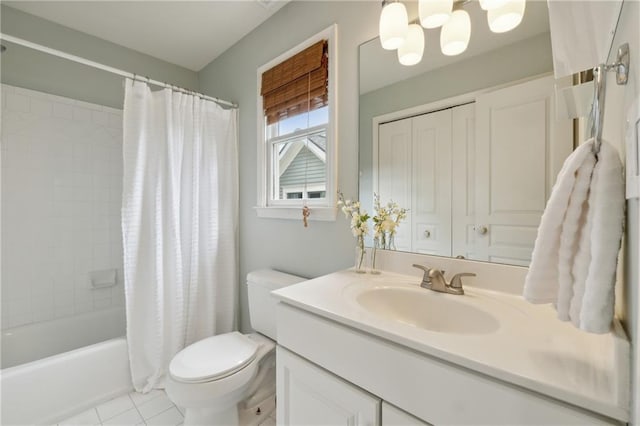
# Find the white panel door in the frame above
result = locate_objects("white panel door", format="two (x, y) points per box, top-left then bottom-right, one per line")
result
(277, 346), (381, 426)
(451, 103), (476, 260)
(411, 109), (452, 256)
(377, 118), (412, 252)
(475, 75), (573, 265)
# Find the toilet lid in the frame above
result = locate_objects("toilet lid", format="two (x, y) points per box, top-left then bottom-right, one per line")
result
(169, 332), (259, 383)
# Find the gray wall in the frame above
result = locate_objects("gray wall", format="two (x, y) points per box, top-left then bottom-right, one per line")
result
(198, 1), (380, 332)
(358, 32), (554, 211)
(0, 5), (198, 109)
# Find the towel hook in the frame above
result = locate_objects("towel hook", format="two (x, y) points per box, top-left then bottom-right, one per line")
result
(587, 43), (631, 156)
(588, 64), (607, 155)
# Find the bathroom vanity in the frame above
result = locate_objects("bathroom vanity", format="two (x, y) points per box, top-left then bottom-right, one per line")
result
(272, 259), (629, 425)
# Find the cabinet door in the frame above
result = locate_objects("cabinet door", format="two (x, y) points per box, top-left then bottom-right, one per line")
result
(411, 109), (452, 256)
(277, 346), (380, 426)
(475, 75), (572, 265)
(377, 119), (412, 252)
(382, 402), (431, 426)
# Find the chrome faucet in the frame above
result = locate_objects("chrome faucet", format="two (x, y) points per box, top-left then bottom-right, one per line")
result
(412, 264), (476, 295)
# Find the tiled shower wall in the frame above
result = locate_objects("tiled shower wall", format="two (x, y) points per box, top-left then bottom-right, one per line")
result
(1, 84), (124, 329)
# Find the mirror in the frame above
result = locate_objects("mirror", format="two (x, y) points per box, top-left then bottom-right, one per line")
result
(359, 1), (573, 267)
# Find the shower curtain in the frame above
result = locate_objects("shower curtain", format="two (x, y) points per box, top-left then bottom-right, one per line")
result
(122, 79), (238, 392)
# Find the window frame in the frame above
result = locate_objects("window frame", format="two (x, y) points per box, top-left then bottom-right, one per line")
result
(255, 24), (338, 221)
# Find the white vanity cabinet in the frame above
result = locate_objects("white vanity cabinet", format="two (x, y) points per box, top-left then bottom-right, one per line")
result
(382, 402), (430, 426)
(276, 302), (623, 426)
(277, 346), (380, 425)
(277, 346), (431, 426)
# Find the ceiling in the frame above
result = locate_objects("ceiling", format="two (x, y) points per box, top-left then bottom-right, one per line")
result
(4, 0), (290, 71)
(360, 1), (551, 94)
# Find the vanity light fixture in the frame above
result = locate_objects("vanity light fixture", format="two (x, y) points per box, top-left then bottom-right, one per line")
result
(440, 9), (471, 56)
(487, 0), (526, 33)
(379, 0), (409, 50)
(419, 0), (453, 29)
(398, 23), (425, 65)
(478, 0), (509, 11)
(380, 0), (526, 66)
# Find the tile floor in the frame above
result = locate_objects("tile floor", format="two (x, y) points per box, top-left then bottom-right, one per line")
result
(56, 390), (277, 426)
(57, 390), (183, 426)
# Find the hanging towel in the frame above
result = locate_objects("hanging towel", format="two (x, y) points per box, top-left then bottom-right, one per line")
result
(524, 138), (624, 333)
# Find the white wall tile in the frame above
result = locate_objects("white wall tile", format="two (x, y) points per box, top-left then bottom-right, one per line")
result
(2, 85), (123, 329)
(72, 106), (91, 122)
(92, 110), (108, 126)
(54, 305), (74, 318)
(30, 99), (52, 117)
(7, 93), (29, 112)
(53, 102), (73, 120)
(108, 113), (122, 130)
(9, 314), (33, 328)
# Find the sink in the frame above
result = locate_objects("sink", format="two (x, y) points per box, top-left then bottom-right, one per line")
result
(356, 286), (500, 335)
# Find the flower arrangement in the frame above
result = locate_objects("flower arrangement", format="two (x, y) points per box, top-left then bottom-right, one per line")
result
(337, 191), (369, 273)
(372, 193), (408, 250)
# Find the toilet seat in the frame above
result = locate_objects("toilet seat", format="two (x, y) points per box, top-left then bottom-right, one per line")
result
(170, 332), (259, 384)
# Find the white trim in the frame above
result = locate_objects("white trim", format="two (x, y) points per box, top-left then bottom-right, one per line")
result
(256, 24), (338, 221)
(282, 184), (327, 199)
(255, 206), (337, 221)
(372, 72), (553, 195)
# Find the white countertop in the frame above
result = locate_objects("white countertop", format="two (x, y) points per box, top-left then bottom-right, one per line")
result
(272, 269), (630, 422)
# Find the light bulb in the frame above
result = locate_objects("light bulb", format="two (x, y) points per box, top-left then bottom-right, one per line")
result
(398, 24), (425, 66)
(440, 9), (471, 56)
(479, 0), (509, 11)
(488, 0), (526, 33)
(379, 2), (409, 50)
(419, 0), (453, 29)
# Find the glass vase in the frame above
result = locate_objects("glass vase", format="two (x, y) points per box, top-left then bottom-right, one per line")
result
(354, 236), (366, 274)
(370, 240), (381, 275)
(386, 232), (396, 251)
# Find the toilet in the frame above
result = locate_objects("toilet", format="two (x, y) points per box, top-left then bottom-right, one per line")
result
(166, 269), (305, 425)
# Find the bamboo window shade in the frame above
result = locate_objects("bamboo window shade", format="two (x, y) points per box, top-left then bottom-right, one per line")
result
(261, 40), (328, 125)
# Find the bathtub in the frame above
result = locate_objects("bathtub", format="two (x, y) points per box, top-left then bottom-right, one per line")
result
(2, 307), (126, 369)
(1, 337), (132, 425)
(1, 308), (132, 425)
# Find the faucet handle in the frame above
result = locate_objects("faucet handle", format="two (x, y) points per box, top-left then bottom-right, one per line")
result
(412, 264), (431, 283)
(450, 272), (476, 289)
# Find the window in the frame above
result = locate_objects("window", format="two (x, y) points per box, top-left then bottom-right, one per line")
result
(256, 25), (337, 221)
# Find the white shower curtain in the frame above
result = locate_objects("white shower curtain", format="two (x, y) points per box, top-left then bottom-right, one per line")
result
(122, 79), (238, 392)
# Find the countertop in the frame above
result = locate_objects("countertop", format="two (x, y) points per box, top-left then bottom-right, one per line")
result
(272, 269), (630, 422)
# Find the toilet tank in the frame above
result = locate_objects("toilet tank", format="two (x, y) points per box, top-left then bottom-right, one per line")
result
(247, 269), (306, 340)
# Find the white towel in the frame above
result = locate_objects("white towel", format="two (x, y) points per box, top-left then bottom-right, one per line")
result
(524, 138), (624, 333)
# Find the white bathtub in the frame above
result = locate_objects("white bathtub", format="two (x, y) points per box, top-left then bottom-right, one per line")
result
(1, 308), (131, 425)
(1, 337), (132, 425)
(2, 307), (126, 369)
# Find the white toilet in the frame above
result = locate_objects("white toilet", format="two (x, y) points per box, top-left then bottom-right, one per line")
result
(166, 269), (305, 425)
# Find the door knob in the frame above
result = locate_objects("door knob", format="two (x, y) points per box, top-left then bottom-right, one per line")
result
(424, 230), (431, 238)
(476, 225), (488, 235)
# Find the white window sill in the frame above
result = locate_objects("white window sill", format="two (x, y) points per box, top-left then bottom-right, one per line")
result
(255, 206), (337, 222)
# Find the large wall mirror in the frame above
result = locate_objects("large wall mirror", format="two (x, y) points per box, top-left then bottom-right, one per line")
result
(359, 1), (574, 267)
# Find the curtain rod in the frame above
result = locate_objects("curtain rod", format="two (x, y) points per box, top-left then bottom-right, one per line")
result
(0, 33), (238, 109)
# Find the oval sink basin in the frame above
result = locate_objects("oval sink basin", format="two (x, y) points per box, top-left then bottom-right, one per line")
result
(356, 287), (500, 335)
